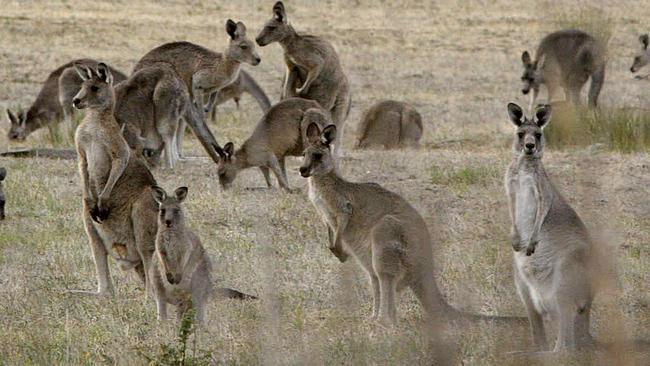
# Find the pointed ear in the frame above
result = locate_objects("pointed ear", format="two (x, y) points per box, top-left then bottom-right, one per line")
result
(151, 186), (167, 204)
(6, 109), (18, 125)
(213, 143), (227, 160)
(174, 187), (188, 202)
(273, 1), (287, 23)
(522, 51), (531, 65)
(306, 122), (322, 144)
(96, 62), (113, 85)
(507, 103), (524, 126)
(226, 19), (238, 40)
(0, 167), (6, 181)
(235, 21), (247, 38)
(641, 34), (649, 49)
(322, 124), (337, 146)
(535, 104), (552, 128)
(535, 54), (546, 70)
(223, 142), (234, 157)
(73, 63), (92, 81)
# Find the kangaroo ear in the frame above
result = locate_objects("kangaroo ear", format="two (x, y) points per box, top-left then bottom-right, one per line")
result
(73, 63), (92, 81)
(235, 21), (247, 37)
(522, 51), (531, 66)
(535, 104), (552, 128)
(640, 34), (649, 49)
(322, 124), (337, 146)
(151, 186), (167, 204)
(273, 1), (287, 23)
(174, 187), (188, 202)
(306, 122), (322, 144)
(535, 54), (546, 70)
(6, 109), (18, 125)
(96, 62), (113, 85)
(507, 103), (524, 126)
(0, 167), (6, 181)
(223, 142), (235, 158)
(226, 19), (238, 40)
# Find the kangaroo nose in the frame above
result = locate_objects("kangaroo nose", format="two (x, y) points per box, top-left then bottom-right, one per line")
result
(525, 143), (535, 150)
(631, 66), (636, 73)
(165, 220), (172, 228)
(72, 98), (81, 107)
(299, 167), (310, 177)
(254, 56), (261, 65)
(522, 89), (530, 95)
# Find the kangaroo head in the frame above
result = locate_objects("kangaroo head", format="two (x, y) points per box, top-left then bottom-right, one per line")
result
(299, 123), (337, 178)
(0, 167), (6, 220)
(225, 19), (260, 66)
(631, 34), (650, 73)
(256, 1), (293, 46)
(152, 186), (189, 281)
(6, 109), (28, 141)
(520, 51), (545, 95)
(216, 142), (240, 190)
(72, 62), (114, 110)
(507, 103), (551, 158)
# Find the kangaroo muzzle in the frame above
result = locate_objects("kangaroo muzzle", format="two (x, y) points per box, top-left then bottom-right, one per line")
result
(299, 166), (311, 178)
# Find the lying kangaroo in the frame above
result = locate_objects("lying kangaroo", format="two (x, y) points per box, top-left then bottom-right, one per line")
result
(132, 20), (260, 164)
(217, 98), (327, 191)
(520, 29), (606, 111)
(356, 100), (423, 149)
(630, 34), (650, 77)
(203, 70), (272, 120)
(505, 103), (596, 351)
(71, 63), (159, 296)
(150, 186), (256, 323)
(300, 123), (525, 327)
(256, 1), (351, 156)
(0, 167), (6, 220)
(6, 59), (126, 142)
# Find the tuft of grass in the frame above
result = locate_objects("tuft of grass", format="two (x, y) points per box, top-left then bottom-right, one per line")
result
(430, 164), (501, 192)
(545, 104), (650, 153)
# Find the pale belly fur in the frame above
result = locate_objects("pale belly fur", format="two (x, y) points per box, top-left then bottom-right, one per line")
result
(515, 173), (537, 244)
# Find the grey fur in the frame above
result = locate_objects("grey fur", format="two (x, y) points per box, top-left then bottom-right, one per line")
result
(356, 100), (423, 149)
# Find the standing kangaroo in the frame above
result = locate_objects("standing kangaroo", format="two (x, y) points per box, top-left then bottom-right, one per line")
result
(356, 100), (423, 149)
(6, 59), (126, 142)
(505, 103), (596, 352)
(150, 186), (256, 323)
(630, 34), (650, 77)
(0, 167), (6, 220)
(71, 63), (159, 296)
(217, 98), (328, 191)
(203, 70), (272, 120)
(300, 123), (525, 327)
(520, 29), (606, 111)
(256, 1), (351, 156)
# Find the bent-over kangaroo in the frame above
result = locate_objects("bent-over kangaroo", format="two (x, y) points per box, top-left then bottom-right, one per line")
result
(505, 103), (597, 352)
(217, 98), (328, 191)
(356, 100), (423, 149)
(6, 59), (126, 142)
(203, 70), (272, 119)
(256, 1), (351, 156)
(300, 123), (525, 327)
(520, 29), (606, 110)
(71, 63), (159, 296)
(150, 186), (257, 323)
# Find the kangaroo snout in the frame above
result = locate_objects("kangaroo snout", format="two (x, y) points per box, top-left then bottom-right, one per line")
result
(299, 166), (311, 178)
(522, 88), (530, 95)
(253, 56), (261, 65)
(72, 98), (83, 109)
(165, 219), (172, 228)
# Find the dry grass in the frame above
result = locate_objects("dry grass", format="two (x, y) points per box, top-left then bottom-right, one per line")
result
(1, 1), (650, 365)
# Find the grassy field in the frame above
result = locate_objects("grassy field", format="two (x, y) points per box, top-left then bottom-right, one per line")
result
(1, 1), (650, 365)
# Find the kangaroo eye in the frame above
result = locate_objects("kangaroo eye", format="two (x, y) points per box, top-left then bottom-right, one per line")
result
(240, 44), (249, 50)
(267, 26), (276, 31)
(313, 153), (323, 160)
(535, 133), (542, 139)
(517, 132), (525, 138)
(90, 86), (99, 92)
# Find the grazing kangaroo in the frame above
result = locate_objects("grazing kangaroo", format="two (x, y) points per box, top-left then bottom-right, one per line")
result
(203, 70), (272, 119)
(150, 186), (256, 322)
(6, 59), (126, 142)
(356, 100), (423, 149)
(256, 1), (351, 156)
(505, 103), (597, 352)
(0, 167), (6, 220)
(217, 98), (328, 191)
(300, 123), (526, 327)
(520, 29), (606, 111)
(630, 34), (650, 77)
(132, 20), (260, 164)
(71, 62), (159, 296)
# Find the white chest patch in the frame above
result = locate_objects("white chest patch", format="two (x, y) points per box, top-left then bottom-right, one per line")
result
(515, 173), (537, 243)
(308, 180), (336, 228)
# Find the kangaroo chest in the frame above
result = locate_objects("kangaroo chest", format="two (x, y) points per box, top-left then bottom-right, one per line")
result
(515, 171), (538, 243)
(308, 179), (348, 233)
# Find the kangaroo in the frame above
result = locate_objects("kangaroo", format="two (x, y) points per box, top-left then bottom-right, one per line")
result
(356, 100), (423, 149)
(150, 186), (256, 323)
(217, 98), (327, 191)
(132, 20), (260, 164)
(256, 1), (351, 156)
(520, 29), (606, 111)
(0, 167), (6, 220)
(630, 34), (650, 78)
(70, 62), (159, 296)
(6, 59), (126, 142)
(505, 103), (597, 352)
(203, 70), (272, 120)
(299, 123), (526, 327)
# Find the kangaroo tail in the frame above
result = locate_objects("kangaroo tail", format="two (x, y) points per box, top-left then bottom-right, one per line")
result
(241, 70), (271, 112)
(215, 287), (258, 300)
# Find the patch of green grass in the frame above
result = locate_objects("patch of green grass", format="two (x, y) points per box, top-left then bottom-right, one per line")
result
(430, 164), (501, 192)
